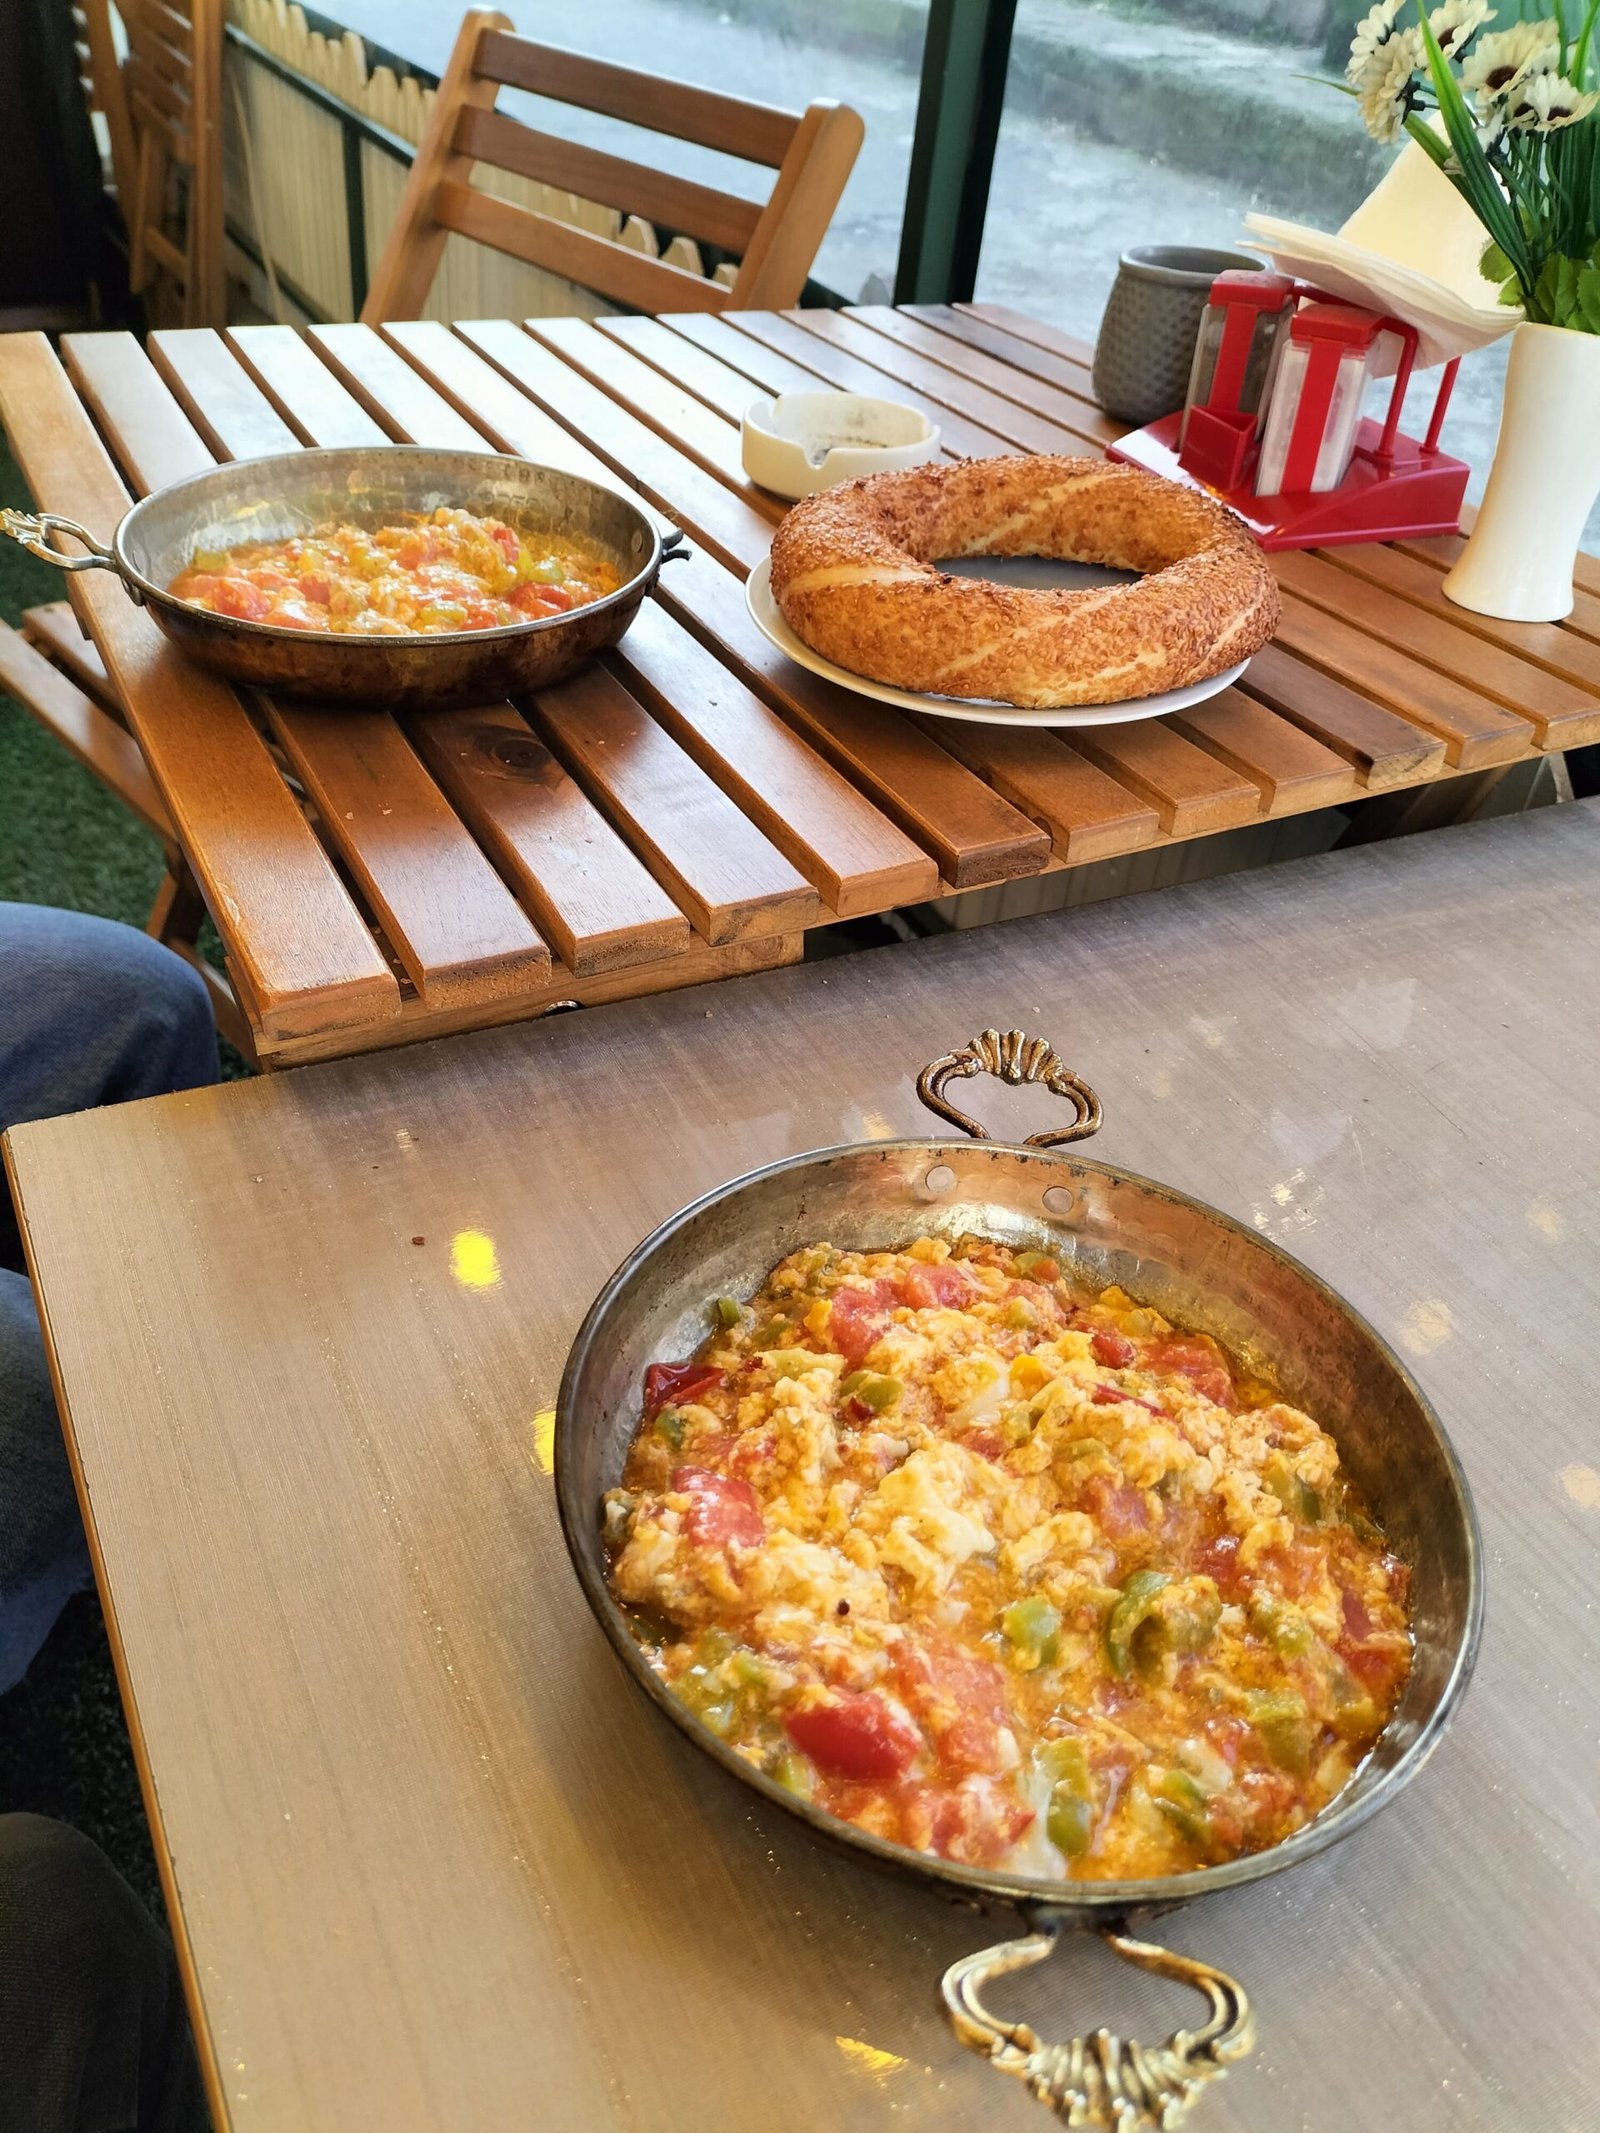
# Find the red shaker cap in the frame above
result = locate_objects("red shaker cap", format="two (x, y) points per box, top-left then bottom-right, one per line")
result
(1207, 270), (1294, 310)
(1288, 301), (1382, 349)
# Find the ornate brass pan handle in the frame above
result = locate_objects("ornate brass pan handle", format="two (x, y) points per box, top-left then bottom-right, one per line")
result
(0, 508), (122, 578)
(944, 1918), (1253, 2128)
(918, 1027), (1102, 1147)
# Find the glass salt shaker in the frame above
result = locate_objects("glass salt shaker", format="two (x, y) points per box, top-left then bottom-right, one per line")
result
(1255, 303), (1384, 498)
(1181, 271), (1294, 452)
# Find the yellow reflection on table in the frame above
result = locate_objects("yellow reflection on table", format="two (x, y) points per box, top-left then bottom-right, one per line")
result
(834, 2036), (907, 2084)
(450, 1229), (502, 1290)
(531, 1408), (555, 1476)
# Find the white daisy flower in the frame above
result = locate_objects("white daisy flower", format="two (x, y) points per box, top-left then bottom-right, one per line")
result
(1359, 29), (1424, 143)
(1506, 70), (1600, 131)
(1460, 19), (1560, 108)
(1347, 0), (1404, 87)
(1428, 0), (1491, 57)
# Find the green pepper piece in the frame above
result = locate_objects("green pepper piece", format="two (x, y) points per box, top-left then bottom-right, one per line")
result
(1245, 1688), (1314, 1773)
(1250, 1592), (1314, 1657)
(1058, 1436), (1112, 1464)
(654, 1405), (686, 1451)
(1048, 1792), (1095, 1856)
(696, 1627), (734, 1665)
(767, 1348), (818, 1380)
(854, 1374), (902, 1413)
(1002, 1595), (1062, 1669)
(732, 1649), (773, 1691)
(713, 1296), (743, 1329)
(772, 1748), (814, 1798)
(1264, 1453), (1324, 1525)
(1104, 1569), (1171, 1678)
(1152, 1766), (1210, 1846)
(1016, 1250), (1059, 1280)
(1036, 1736), (1090, 1788)
(526, 554), (567, 585)
(1002, 1299), (1037, 1331)
(697, 1698), (738, 1738)
(1000, 1401), (1035, 1447)
(838, 1369), (869, 1398)
(752, 1318), (794, 1351)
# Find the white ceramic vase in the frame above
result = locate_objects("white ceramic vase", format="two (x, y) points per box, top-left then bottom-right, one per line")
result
(1444, 321), (1600, 623)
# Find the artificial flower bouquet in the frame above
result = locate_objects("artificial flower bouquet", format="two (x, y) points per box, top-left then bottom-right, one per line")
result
(1346, 1), (1600, 330)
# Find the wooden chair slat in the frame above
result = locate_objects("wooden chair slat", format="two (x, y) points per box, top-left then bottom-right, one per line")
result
(140, 224), (190, 279)
(149, 330), (301, 462)
(434, 180), (729, 317)
(0, 333), (396, 1039)
(379, 323), (671, 531)
(526, 665), (822, 943)
(607, 600), (938, 915)
(456, 319), (774, 574)
(1069, 722), (1262, 835)
(849, 306), (1119, 445)
(904, 304), (1098, 402)
(122, 0), (192, 56)
(408, 704), (692, 975)
(525, 318), (774, 509)
(474, 30), (800, 167)
(783, 308), (1101, 456)
(21, 601), (118, 713)
(657, 548), (1051, 890)
(1323, 540), (1600, 682)
(0, 622), (174, 849)
(957, 302), (1096, 368)
(1280, 571), (1595, 763)
(224, 326), (391, 448)
(1239, 643), (1448, 789)
(722, 310), (1013, 460)
(61, 330), (215, 493)
(1166, 688), (1360, 813)
(650, 312), (836, 404)
(915, 718), (1160, 863)
(306, 325), (489, 450)
(595, 317), (775, 428)
(266, 706), (553, 1007)
(126, 52), (191, 114)
(452, 104), (763, 256)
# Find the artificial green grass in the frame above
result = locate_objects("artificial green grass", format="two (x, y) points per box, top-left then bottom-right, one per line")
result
(0, 429), (169, 1917)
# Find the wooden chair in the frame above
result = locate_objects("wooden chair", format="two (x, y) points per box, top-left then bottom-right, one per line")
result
(122, 0), (225, 326)
(72, 0), (140, 226)
(361, 8), (863, 325)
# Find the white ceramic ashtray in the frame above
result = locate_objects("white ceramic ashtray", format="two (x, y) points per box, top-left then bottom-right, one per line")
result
(740, 392), (941, 499)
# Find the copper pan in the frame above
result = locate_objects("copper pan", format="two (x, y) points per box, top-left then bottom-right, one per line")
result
(555, 1030), (1482, 2129)
(0, 447), (683, 710)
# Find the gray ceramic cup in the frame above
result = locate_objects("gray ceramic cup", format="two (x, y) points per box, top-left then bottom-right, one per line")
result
(1092, 244), (1265, 426)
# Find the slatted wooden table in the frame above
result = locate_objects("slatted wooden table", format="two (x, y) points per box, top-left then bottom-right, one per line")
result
(3, 303), (1597, 1068)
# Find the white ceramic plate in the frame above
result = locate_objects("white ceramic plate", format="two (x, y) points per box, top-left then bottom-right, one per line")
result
(745, 557), (1250, 728)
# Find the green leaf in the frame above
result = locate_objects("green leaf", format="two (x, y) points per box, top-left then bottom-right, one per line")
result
(1557, 253), (1583, 324)
(1480, 239), (1514, 285)
(1579, 260), (1600, 330)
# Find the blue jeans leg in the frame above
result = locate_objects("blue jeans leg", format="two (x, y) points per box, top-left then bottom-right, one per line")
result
(0, 905), (217, 1689)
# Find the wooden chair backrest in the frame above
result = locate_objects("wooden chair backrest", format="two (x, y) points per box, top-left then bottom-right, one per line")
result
(121, 0), (225, 325)
(72, 0), (139, 219)
(361, 8), (863, 325)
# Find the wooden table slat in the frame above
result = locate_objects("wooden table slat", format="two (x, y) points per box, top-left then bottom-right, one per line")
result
(902, 303), (1099, 403)
(266, 706), (554, 1007)
(957, 301), (1097, 368)
(20, 599), (118, 711)
(407, 703), (693, 976)
(607, 600), (939, 916)
(846, 305), (1119, 445)
(656, 310), (837, 402)
(1238, 643), (1449, 789)
(0, 621), (174, 847)
(306, 324), (490, 450)
(656, 548), (1052, 890)
(720, 309), (1016, 460)
(1069, 720), (1263, 835)
(224, 325), (391, 448)
(781, 307), (1097, 456)
(528, 317), (775, 512)
(61, 329), (216, 493)
(1275, 549), (1600, 749)
(1166, 689), (1361, 814)
(1326, 539), (1600, 683)
(0, 334), (397, 1038)
(914, 718), (1161, 862)
(527, 662), (823, 943)
(147, 330), (302, 462)
(456, 319), (775, 575)
(600, 314), (812, 427)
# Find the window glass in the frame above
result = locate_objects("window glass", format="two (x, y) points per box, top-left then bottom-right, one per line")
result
(975, 0), (1526, 520)
(327, 0), (929, 301)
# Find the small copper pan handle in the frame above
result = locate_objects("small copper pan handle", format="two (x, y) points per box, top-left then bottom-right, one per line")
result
(917, 1029), (1102, 1148)
(0, 508), (120, 576)
(944, 1917), (1253, 2127)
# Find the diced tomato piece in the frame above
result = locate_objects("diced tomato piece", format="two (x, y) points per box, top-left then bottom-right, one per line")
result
(250, 567), (291, 593)
(1341, 1586), (1374, 1642)
(786, 1691), (920, 1782)
(963, 1427), (1004, 1462)
(509, 580), (556, 617)
(1091, 1383), (1164, 1417)
(268, 601), (321, 632)
(828, 1285), (894, 1367)
(644, 1360), (724, 1418)
(298, 574), (332, 605)
(1079, 1474), (1151, 1538)
(539, 583), (578, 612)
(1091, 1327), (1135, 1368)
(1193, 1530), (1246, 1599)
(210, 578), (270, 621)
(672, 1466), (764, 1551)
(461, 600), (504, 631)
(895, 1261), (978, 1310)
(1145, 1335), (1235, 1409)
(902, 1780), (1035, 1866)
(491, 523), (519, 561)
(894, 1639), (1012, 1778)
